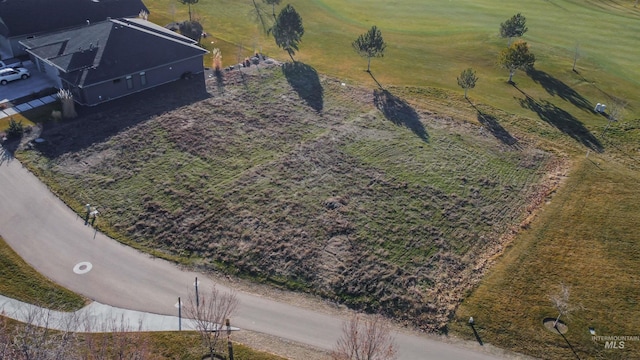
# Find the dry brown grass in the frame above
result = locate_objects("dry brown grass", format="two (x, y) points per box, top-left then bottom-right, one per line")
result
(452, 157), (640, 359)
(17, 65), (557, 332)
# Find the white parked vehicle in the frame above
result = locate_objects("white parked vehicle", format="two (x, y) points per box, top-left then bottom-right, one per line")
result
(0, 67), (30, 85)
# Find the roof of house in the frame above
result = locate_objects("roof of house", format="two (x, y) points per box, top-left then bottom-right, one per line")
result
(20, 18), (207, 87)
(0, 0), (148, 37)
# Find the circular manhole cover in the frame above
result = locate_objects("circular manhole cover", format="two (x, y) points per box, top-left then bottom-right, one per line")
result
(73, 261), (93, 275)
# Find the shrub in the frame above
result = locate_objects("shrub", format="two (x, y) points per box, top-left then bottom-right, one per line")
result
(6, 118), (24, 139)
(179, 20), (204, 42)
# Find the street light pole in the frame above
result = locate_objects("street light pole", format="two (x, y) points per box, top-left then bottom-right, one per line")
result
(226, 318), (234, 360)
(178, 297), (182, 331)
(85, 204), (91, 225)
(195, 276), (199, 307)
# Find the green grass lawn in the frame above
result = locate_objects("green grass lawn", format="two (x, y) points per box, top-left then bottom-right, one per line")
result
(146, 0), (639, 149)
(148, 332), (287, 360)
(0, 236), (85, 311)
(137, 1), (640, 357)
(4, 1), (639, 358)
(451, 157), (640, 359)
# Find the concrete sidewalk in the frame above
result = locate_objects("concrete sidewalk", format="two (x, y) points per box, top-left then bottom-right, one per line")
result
(0, 294), (239, 333)
(0, 94), (58, 120)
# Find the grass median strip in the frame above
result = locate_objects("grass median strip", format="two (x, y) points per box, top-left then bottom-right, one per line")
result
(0, 236), (86, 311)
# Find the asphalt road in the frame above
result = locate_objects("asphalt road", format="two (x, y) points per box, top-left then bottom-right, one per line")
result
(0, 151), (507, 360)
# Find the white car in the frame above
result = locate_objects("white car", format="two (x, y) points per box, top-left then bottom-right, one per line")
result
(0, 67), (30, 85)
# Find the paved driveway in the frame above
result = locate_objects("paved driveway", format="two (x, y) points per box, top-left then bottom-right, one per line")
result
(0, 61), (58, 103)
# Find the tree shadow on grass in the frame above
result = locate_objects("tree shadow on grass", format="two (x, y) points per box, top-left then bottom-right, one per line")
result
(543, 0), (569, 11)
(373, 89), (428, 142)
(557, 329), (581, 360)
(514, 85), (603, 152)
(527, 69), (592, 112)
(572, 70), (615, 103)
(282, 62), (323, 112)
(467, 99), (519, 146)
(602, 137), (640, 166)
(368, 71), (384, 90)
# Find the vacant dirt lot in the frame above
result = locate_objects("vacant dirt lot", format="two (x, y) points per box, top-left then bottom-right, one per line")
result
(19, 62), (562, 331)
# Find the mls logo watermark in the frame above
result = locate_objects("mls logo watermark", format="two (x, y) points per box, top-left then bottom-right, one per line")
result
(605, 340), (624, 349)
(592, 335), (639, 349)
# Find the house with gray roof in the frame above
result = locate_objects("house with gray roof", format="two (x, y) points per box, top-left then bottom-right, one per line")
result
(20, 18), (208, 106)
(0, 0), (148, 59)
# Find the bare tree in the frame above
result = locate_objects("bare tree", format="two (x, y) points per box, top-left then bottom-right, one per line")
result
(331, 314), (398, 360)
(0, 314), (18, 359)
(1, 305), (157, 360)
(184, 285), (238, 360)
(572, 42), (580, 72)
(601, 98), (627, 138)
(607, 98), (627, 123)
(81, 313), (155, 360)
(549, 283), (580, 330)
(10, 305), (79, 360)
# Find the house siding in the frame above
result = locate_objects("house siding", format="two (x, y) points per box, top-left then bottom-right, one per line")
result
(29, 55), (63, 88)
(79, 56), (204, 106)
(18, 18), (207, 106)
(0, 37), (13, 58)
(0, 36), (30, 58)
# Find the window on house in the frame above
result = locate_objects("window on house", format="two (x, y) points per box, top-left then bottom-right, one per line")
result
(113, 78), (121, 84)
(126, 75), (133, 89)
(140, 72), (147, 86)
